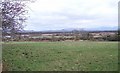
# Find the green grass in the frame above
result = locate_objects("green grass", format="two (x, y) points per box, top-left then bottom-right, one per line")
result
(2, 41), (118, 71)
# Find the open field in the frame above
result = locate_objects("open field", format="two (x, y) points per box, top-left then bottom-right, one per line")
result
(2, 41), (118, 71)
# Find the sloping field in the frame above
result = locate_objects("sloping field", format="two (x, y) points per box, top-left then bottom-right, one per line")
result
(2, 41), (118, 71)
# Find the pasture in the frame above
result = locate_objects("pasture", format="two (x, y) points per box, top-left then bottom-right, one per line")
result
(2, 41), (118, 71)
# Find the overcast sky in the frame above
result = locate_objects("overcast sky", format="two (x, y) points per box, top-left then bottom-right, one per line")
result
(24, 0), (119, 31)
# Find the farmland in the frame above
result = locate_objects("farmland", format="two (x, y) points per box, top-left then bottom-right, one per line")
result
(2, 41), (118, 71)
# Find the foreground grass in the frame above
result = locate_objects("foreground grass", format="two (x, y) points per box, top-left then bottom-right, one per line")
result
(2, 41), (118, 71)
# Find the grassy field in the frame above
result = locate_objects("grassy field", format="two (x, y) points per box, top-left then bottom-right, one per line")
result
(2, 41), (118, 71)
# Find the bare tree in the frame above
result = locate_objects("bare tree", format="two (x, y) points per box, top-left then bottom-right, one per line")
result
(72, 30), (80, 41)
(0, 0), (28, 41)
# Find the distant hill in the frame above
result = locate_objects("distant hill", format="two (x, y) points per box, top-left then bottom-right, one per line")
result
(21, 26), (118, 33)
(84, 26), (118, 31)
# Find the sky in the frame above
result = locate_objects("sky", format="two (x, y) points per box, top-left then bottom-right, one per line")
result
(24, 0), (119, 31)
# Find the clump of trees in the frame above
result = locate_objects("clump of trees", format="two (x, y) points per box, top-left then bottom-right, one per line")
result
(102, 33), (118, 41)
